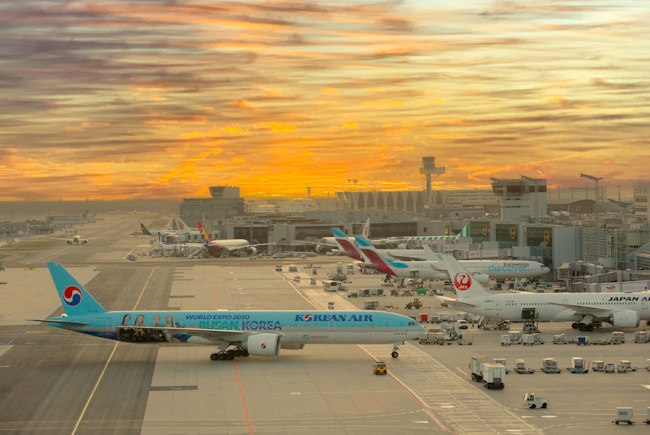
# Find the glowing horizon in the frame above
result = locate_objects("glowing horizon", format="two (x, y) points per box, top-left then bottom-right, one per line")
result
(1, 0), (648, 201)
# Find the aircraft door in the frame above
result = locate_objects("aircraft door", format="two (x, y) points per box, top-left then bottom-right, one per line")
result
(496, 301), (503, 311)
(643, 299), (648, 310)
(383, 320), (391, 330)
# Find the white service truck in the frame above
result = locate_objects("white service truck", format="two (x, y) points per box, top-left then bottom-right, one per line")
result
(482, 363), (506, 389)
(523, 393), (549, 409)
(470, 356), (493, 382)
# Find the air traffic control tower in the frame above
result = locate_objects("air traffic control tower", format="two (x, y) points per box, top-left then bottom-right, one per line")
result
(420, 156), (445, 204)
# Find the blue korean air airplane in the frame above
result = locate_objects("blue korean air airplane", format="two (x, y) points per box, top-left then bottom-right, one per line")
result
(35, 262), (425, 361)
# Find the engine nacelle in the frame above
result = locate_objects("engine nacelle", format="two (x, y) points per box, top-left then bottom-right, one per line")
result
(609, 310), (640, 328)
(247, 246), (258, 255)
(315, 244), (328, 254)
(473, 273), (490, 285)
(397, 243), (408, 249)
(243, 333), (281, 356)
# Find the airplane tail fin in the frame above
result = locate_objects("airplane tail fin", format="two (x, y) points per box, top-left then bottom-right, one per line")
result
(454, 223), (470, 239)
(354, 236), (404, 276)
(362, 218), (370, 238)
(198, 222), (212, 243)
(440, 254), (490, 300)
(174, 217), (190, 234)
(47, 262), (106, 316)
(140, 223), (152, 236)
(331, 227), (361, 260)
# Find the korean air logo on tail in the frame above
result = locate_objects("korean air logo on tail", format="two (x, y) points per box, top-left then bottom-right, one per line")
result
(302, 314), (314, 322)
(63, 285), (83, 306)
(260, 343), (267, 349)
(454, 273), (472, 291)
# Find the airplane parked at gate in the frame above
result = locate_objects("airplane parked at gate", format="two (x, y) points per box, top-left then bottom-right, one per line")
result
(33, 262), (425, 360)
(332, 225), (470, 261)
(437, 255), (650, 331)
(354, 235), (550, 282)
(198, 222), (275, 257)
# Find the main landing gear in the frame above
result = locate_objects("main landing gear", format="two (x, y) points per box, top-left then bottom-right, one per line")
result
(572, 322), (594, 332)
(210, 348), (249, 361)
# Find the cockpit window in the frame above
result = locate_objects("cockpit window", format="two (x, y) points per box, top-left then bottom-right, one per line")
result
(408, 322), (416, 326)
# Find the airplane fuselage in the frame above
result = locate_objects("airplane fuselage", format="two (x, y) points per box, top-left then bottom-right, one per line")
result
(49, 310), (424, 345)
(446, 292), (650, 324)
(385, 260), (548, 280)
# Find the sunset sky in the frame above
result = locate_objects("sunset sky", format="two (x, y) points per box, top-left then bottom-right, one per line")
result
(1, 0), (649, 201)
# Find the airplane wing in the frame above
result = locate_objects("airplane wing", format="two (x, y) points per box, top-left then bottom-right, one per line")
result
(549, 302), (615, 315)
(127, 326), (276, 342)
(435, 296), (478, 309)
(30, 318), (91, 326)
(423, 245), (443, 261)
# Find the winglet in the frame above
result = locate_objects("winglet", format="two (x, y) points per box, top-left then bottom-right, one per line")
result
(47, 262), (106, 316)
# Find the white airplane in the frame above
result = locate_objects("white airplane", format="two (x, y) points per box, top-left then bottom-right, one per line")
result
(67, 235), (88, 245)
(54, 234), (90, 245)
(332, 225), (470, 261)
(173, 217), (202, 242)
(33, 262), (425, 360)
(198, 222), (275, 257)
(354, 235), (550, 283)
(437, 254), (650, 331)
(305, 219), (371, 254)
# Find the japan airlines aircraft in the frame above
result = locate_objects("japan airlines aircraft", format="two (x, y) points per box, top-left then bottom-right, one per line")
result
(354, 236), (549, 283)
(438, 255), (650, 331)
(33, 262), (425, 360)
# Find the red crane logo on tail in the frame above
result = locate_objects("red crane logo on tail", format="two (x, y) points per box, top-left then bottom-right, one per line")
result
(454, 272), (472, 291)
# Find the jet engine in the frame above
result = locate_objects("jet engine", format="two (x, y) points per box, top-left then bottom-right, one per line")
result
(315, 244), (328, 254)
(242, 333), (281, 356)
(247, 246), (258, 255)
(397, 243), (408, 249)
(609, 310), (640, 328)
(473, 273), (490, 285)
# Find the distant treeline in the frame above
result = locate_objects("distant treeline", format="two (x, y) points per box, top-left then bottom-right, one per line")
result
(0, 200), (178, 221)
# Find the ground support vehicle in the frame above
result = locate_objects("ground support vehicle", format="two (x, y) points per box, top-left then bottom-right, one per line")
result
(591, 361), (605, 372)
(373, 361), (387, 375)
(617, 360), (636, 373)
(514, 359), (534, 374)
(501, 334), (511, 346)
(482, 363), (506, 389)
(576, 336), (589, 345)
(523, 393), (548, 409)
(568, 357), (588, 373)
(613, 407), (634, 425)
(541, 358), (561, 373)
(470, 356), (493, 382)
(643, 407), (650, 424)
(611, 331), (625, 344)
(494, 358), (509, 374)
(552, 334), (568, 344)
(634, 331), (649, 343)
(605, 363), (615, 373)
